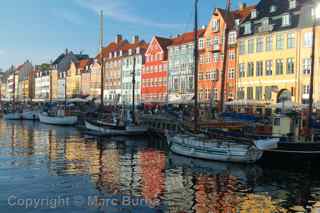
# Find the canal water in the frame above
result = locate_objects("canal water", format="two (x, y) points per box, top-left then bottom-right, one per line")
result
(0, 120), (320, 213)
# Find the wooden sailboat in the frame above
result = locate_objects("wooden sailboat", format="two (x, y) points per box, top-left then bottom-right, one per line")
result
(166, 0), (278, 163)
(39, 61), (77, 125)
(4, 68), (22, 120)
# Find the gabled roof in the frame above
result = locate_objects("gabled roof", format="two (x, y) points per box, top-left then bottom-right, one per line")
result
(155, 36), (172, 50)
(170, 29), (205, 46)
(78, 59), (93, 70)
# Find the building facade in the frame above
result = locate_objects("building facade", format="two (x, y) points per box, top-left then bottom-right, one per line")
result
(34, 67), (50, 99)
(237, 0), (319, 106)
(17, 61), (33, 101)
(120, 36), (148, 105)
(167, 30), (205, 104)
(142, 36), (171, 103)
(89, 60), (101, 98)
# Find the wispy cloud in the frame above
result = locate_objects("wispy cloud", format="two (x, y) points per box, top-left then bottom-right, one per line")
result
(75, 0), (182, 29)
(51, 8), (85, 25)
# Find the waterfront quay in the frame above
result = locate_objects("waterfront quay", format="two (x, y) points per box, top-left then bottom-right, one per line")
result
(0, 119), (320, 213)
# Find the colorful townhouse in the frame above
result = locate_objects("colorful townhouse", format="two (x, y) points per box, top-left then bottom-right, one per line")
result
(88, 60), (101, 98)
(34, 65), (50, 99)
(51, 50), (89, 100)
(17, 60), (33, 101)
(198, 4), (254, 106)
(80, 60), (93, 97)
(142, 36), (172, 104)
(236, 0), (320, 107)
(120, 36), (148, 105)
(167, 30), (205, 104)
(66, 58), (92, 98)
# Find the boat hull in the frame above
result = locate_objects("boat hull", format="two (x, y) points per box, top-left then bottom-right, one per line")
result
(4, 113), (22, 120)
(85, 120), (148, 136)
(167, 134), (264, 163)
(21, 111), (39, 120)
(39, 113), (78, 125)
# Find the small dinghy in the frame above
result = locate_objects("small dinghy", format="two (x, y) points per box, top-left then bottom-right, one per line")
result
(22, 110), (39, 120)
(39, 110), (77, 126)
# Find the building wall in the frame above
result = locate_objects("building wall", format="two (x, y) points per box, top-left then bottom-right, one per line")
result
(81, 71), (91, 96)
(90, 61), (101, 98)
(66, 62), (81, 98)
(51, 69), (58, 100)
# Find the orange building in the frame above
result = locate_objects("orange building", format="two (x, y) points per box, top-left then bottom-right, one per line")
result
(199, 5), (255, 106)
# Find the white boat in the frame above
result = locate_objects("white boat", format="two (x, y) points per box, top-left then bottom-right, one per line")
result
(166, 133), (279, 163)
(39, 112), (78, 126)
(85, 120), (148, 136)
(4, 112), (22, 120)
(21, 110), (39, 120)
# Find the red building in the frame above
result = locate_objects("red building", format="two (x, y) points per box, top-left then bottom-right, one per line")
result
(141, 36), (172, 104)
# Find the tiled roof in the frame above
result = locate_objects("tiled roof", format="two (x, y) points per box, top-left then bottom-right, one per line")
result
(170, 29), (205, 46)
(155, 36), (172, 50)
(232, 5), (256, 22)
(78, 59), (93, 70)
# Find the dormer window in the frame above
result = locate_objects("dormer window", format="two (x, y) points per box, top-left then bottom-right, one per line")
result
(282, 14), (291, 26)
(270, 5), (277, 13)
(235, 19), (240, 26)
(262, 17), (269, 26)
(251, 10), (257, 19)
(128, 49), (132, 55)
(212, 19), (220, 32)
(244, 22), (252, 34)
(289, 0), (296, 9)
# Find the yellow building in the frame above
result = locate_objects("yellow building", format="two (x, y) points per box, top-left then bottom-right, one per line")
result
(236, 0), (320, 106)
(51, 69), (58, 100)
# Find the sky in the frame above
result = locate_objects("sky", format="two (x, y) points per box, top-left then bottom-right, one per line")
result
(0, 0), (257, 71)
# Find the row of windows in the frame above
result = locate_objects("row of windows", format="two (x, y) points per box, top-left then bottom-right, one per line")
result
(146, 53), (164, 62)
(239, 31), (313, 55)
(238, 58), (311, 77)
(143, 64), (167, 73)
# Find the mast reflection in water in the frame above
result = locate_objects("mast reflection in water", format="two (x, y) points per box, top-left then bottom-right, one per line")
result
(0, 120), (320, 212)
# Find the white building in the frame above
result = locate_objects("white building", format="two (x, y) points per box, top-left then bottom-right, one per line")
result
(34, 69), (50, 99)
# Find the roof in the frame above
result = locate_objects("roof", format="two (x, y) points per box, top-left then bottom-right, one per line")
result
(77, 59), (93, 70)
(155, 36), (172, 50)
(232, 5), (256, 22)
(170, 29), (205, 46)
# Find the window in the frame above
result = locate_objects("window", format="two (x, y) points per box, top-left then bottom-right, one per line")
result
(244, 23), (252, 35)
(276, 34), (284, 49)
(239, 63), (245, 78)
(206, 53), (211, 63)
(265, 86), (272, 100)
(265, 35), (273, 51)
(304, 32), (313, 48)
(239, 40), (246, 55)
(213, 53), (219, 62)
(282, 14), (291, 26)
(228, 51), (235, 60)
(251, 10), (257, 19)
(303, 85), (310, 94)
(256, 61), (263, 76)
(303, 58), (311, 74)
(247, 87), (253, 100)
(256, 37), (264, 52)
(248, 39), (255, 54)
(270, 5), (277, 13)
(206, 37), (211, 48)
(228, 69), (235, 79)
(256, 87), (263, 100)
(235, 19), (240, 26)
(199, 38), (204, 49)
(199, 55), (204, 64)
(274, 118), (281, 126)
(247, 62), (254, 77)
(237, 87), (245, 100)
(287, 58), (295, 74)
(228, 31), (237, 44)
(287, 32), (296, 48)
(212, 19), (220, 32)
(212, 70), (219, 81)
(276, 59), (284, 75)
(289, 0), (296, 9)
(213, 36), (219, 50)
(265, 60), (273, 76)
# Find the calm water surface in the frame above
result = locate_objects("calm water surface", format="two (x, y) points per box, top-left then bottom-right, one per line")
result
(0, 119), (320, 213)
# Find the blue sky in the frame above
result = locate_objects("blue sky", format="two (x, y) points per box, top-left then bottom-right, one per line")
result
(0, 0), (257, 70)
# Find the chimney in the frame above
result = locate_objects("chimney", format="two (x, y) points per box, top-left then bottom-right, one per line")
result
(65, 48), (69, 55)
(239, 2), (247, 10)
(132, 35), (139, 44)
(115, 34), (123, 44)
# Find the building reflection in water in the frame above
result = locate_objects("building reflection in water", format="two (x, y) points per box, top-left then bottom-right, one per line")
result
(2, 120), (320, 213)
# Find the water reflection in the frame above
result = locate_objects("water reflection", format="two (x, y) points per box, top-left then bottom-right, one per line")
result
(0, 119), (319, 212)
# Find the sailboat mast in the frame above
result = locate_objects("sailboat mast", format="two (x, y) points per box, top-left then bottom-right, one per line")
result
(12, 67), (16, 111)
(219, 0), (232, 112)
(132, 56), (136, 124)
(100, 10), (105, 107)
(64, 70), (67, 108)
(194, 0), (199, 132)
(49, 69), (52, 103)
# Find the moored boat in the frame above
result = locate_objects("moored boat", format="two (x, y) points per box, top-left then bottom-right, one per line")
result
(21, 110), (39, 120)
(39, 111), (77, 126)
(84, 120), (147, 136)
(166, 132), (279, 163)
(4, 112), (22, 120)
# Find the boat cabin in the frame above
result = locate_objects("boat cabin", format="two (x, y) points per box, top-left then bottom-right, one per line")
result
(272, 114), (299, 138)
